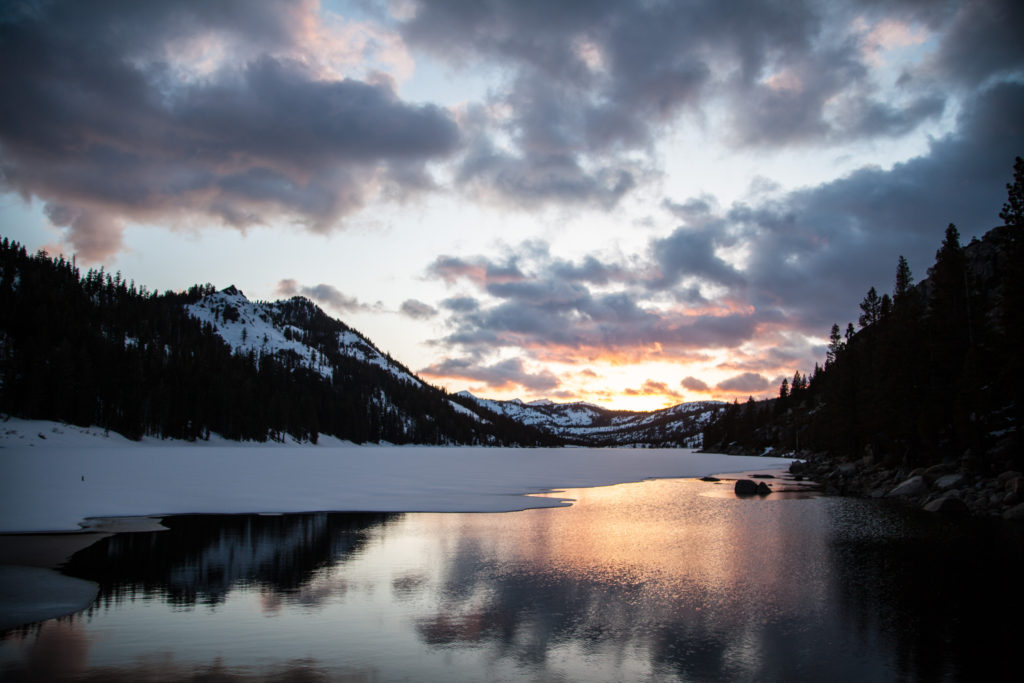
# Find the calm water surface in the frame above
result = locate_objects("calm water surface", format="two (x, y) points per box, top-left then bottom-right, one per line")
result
(2, 477), (1022, 681)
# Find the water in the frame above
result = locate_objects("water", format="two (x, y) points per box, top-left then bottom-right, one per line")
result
(2, 477), (1021, 681)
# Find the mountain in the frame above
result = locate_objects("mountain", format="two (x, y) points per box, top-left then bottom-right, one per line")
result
(0, 242), (554, 446)
(185, 286), (424, 388)
(0, 239), (718, 447)
(452, 392), (723, 447)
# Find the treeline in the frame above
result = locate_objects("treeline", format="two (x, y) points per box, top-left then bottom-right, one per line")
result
(704, 158), (1024, 473)
(0, 240), (555, 446)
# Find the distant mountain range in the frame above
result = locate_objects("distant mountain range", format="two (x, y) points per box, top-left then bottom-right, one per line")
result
(0, 239), (722, 447)
(451, 392), (720, 447)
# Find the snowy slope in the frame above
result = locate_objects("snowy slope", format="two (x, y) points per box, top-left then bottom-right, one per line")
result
(185, 287), (423, 386)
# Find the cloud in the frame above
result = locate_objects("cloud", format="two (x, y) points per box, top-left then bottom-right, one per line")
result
(424, 241), (766, 363)
(727, 80), (1024, 333)
(681, 376), (710, 392)
(276, 279), (378, 314)
(418, 77), (1023, 378)
(930, 0), (1024, 85)
(400, 299), (438, 319)
(0, 1), (460, 261)
(418, 356), (560, 392)
(624, 380), (683, 399)
(716, 372), (771, 393)
(649, 226), (745, 289)
(394, 0), (980, 207)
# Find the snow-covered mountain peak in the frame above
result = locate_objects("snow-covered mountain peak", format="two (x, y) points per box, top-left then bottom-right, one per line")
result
(185, 288), (422, 386)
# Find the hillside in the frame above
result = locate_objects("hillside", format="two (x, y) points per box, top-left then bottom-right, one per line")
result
(0, 244), (552, 446)
(703, 159), (1023, 480)
(0, 241), (719, 447)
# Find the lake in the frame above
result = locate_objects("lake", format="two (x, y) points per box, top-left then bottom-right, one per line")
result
(2, 475), (1022, 681)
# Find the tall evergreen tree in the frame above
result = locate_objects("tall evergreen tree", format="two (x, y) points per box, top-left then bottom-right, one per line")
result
(999, 156), (1024, 228)
(858, 287), (881, 328)
(894, 255), (914, 307)
(826, 324), (842, 367)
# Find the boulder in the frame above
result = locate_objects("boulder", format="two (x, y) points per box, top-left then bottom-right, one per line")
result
(1004, 475), (1024, 496)
(1002, 502), (1024, 521)
(934, 473), (964, 491)
(997, 470), (1023, 484)
(735, 479), (771, 495)
(887, 475), (928, 498)
(735, 479), (759, 495)
(923, 462), (954, 478)
(923, 496), (969, 514)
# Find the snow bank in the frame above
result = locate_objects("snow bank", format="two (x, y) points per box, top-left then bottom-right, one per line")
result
(0, 441), (792, 533)
(0, 418), (354, 449)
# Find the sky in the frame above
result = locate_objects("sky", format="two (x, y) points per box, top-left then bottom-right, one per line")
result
(1, 0), (1022, 411)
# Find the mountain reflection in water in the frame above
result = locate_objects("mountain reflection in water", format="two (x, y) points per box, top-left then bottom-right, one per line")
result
(2, 478), (1022, 681)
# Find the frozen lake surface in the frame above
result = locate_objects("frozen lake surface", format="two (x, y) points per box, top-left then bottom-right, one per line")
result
(3, 475), (1022, 681)
(0, 440), (790, 532)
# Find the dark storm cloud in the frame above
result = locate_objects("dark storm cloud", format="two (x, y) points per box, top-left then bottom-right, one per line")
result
(0, 0), (459, 261)
(930, 0), (1024, 85)
(418, 356), (559, 392)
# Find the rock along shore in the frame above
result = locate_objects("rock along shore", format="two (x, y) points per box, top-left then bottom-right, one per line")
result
(789, 452), (1024, 520)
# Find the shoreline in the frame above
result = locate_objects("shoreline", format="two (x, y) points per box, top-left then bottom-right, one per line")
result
(790, 453), (1024, 519)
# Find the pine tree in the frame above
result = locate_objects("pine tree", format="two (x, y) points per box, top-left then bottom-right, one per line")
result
(999, 156), (1023, 228)
(826, 324), (842, 366)
(880, 293), (893, 319)
(894, 255), (913, 307)
(858, 286), (882, 328)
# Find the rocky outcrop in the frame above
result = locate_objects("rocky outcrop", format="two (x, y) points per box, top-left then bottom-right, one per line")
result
(789, 453), (1024, 518)
(735, 479), (771, 496)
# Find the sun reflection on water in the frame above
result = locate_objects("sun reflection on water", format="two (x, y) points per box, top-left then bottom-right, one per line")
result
(4, 476), (1015, 681)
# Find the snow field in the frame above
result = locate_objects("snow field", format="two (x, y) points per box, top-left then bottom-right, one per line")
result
(0, 441), (792, 533)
